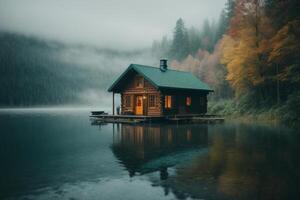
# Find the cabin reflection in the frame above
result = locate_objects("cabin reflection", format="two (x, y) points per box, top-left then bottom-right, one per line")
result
(111, 124), (208, 178)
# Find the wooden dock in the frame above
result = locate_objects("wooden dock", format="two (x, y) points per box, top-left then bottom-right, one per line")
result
(90, 113), (224, 124)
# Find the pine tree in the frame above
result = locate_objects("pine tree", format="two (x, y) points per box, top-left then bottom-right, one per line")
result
(215, 10), (228, 42)
(188, 27), (202, 55)
(265, 0), (300, 29)
(200, 19), (214, 52)
(151, 36), (171, 59)
(169, 18), (189, 61)
(224, 0), (235, 24)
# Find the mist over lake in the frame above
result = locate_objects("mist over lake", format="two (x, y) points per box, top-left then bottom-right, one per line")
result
(0, 32), (156, 107)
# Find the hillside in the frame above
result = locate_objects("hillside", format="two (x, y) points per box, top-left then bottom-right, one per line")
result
(0, 32), (152, 106)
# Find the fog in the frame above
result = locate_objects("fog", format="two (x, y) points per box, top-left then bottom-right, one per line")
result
(53, 45), (156, 106)
(56, 46), (156, 72)
(0, 0), (227, 108)
(0, 0), (226, 49)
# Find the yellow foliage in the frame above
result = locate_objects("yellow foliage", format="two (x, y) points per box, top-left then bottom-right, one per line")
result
(220, 38), (245, 96)
(268, 20), (300, 82)
(220, 22), (267, 97)
(269, 20), (300, 63)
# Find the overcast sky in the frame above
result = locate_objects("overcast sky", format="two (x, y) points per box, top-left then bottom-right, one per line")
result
(0, 0), (226, 49)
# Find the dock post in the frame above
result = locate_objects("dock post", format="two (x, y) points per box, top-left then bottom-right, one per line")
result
(112, 92), (115, 115)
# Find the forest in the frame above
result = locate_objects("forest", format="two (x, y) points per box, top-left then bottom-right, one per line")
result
(1, 0), (299, 124)
(0, 33), (149, 106)
(152, 0), (300, 125)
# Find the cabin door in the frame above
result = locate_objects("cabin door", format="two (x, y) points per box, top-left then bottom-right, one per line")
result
(135, 96), (143, 115)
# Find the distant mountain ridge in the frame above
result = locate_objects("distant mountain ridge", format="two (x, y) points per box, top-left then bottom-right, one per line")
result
(0, 32), (153, 106)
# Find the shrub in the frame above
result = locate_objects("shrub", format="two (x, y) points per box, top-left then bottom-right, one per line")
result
(281, 91), (300, 126)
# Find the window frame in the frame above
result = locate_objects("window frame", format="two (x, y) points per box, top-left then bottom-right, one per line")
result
(148, 94), (156, 108)
(124, 95), (132, 108)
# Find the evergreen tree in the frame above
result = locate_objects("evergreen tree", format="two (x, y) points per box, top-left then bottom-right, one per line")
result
(215, 0), (236, 42)
(265, 0), (300, 28)
(169, 18), (189, 61)
(224, 0), (235, 25)
(187, 27), (202, 55)
(200, 19), (214, 52)
(215, 10), (227, 42)
(151, 35), (171, 59)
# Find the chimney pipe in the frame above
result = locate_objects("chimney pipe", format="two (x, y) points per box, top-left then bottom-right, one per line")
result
(160, 59), (168, 72)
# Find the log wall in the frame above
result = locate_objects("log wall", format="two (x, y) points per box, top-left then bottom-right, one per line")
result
(121, 74), (162, 116)
(119, 73), (208, 116)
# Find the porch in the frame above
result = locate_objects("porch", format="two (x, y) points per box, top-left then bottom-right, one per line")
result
(90, 112), (224, 124)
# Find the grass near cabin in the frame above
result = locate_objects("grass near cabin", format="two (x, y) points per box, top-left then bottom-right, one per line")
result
(208, 92), (300, 127)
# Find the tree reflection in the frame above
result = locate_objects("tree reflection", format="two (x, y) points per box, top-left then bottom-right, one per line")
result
(165, 123), (300, 200)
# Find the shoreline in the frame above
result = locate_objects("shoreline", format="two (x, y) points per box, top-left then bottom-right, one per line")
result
(208, 100), (299, 127)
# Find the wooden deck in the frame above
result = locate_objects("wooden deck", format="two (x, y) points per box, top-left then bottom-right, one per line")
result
(90, 113), (224, 124)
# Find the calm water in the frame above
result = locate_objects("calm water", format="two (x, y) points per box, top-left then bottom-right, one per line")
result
(0, 110), (299, 200)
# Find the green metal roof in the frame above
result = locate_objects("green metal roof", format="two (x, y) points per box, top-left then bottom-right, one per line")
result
(108, 64), (213, 92)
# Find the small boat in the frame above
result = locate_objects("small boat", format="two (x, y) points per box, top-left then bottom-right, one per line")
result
(91, 111), (107, 116)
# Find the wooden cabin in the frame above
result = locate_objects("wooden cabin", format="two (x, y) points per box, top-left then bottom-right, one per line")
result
(108, 59), (213, 116)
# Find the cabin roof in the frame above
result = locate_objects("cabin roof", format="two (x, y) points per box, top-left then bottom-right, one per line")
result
(108, 64), (213, 92)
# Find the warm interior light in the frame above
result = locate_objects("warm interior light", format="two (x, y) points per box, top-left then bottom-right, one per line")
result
(165, 95), (172, 108)
(186, 96), (191, 106)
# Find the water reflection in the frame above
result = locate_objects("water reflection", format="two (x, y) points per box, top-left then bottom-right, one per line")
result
(1, 112), (298, 200)
(111, 124), (208, 178)
(160, 123), (300, 200)
(103, 123), (300, 200)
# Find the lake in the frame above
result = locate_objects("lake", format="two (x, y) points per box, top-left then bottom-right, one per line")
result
(0, 110), (299, 200)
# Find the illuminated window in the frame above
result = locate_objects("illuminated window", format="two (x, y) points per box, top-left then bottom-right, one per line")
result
(136, 76), (144, 88)
(186, 96), (192, 106)
(149, 95), (156, 107)
(125, 95), (132, 107)
(165, 95), (172, 109)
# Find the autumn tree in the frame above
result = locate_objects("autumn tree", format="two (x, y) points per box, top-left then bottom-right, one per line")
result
(172, 43), (232, 100)
(220, 0), (276, 106)
(268, 20), (300, 102)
